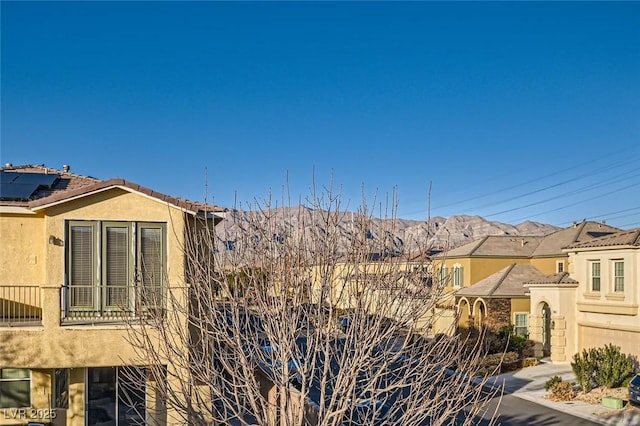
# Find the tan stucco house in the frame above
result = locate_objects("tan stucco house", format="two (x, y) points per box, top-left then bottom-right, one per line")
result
(0, 164), (225, 425)
(527, 228), (640, 363)
(432, 221), (621, 338)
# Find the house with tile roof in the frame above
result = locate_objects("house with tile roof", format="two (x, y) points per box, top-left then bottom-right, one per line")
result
(527, 228), (640, 362)
(431, 221), (622, 343)
(0, 163), (225, 426)
(455, 264), (547, 334)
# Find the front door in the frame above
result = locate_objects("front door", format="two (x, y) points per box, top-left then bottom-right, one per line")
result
(87, 367), (146, 426)
(542, 303), (551, 357)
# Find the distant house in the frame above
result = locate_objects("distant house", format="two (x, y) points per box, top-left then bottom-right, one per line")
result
(431, 221), (621, 339)
(0, 163), (225, 426)
(455, 263), (547, 334)
(308, 251), (448, 332)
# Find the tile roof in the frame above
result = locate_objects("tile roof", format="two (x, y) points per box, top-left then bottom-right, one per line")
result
(565, 228), (640, 249)
(524, 272), (578, 286)
(531, 221), (621, 256)
(435, 221), (624, 260)
(455, 263), (547, 297)
(439, 235), (545, 258)
(1, 164), (225, 215)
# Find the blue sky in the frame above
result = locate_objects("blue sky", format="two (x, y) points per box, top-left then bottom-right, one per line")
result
(2, 2), (639, 227)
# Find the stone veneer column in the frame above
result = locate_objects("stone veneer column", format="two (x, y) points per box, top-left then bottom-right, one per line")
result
(550, 315), (567, 362)
(528, 314), (544, 358)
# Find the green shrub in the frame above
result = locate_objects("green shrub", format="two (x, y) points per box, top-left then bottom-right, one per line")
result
(508, 333), (527, 355)
(593, 344), (634, 388)
(522, 339), (537, 358)
(571, 348), (597, 393)
(571, 344), (635, 392)
(544, 375), (562, 392)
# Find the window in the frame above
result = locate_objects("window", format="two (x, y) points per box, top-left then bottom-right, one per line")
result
(614, 261), (624, 292)
(438, 266), (448, 288)
(590, 262), (601, 292)
(0, 369), (30, 408)
(67, 221), (166, 315)
(452, 265), (463, 288)
(87, 367), (146, 426)
(514, 313), (528, 337)
(556, 261), (564, 273)
(54, 369), (69, 409)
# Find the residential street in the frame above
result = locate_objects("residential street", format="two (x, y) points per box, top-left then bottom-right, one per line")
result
(474, 393), (601, 425)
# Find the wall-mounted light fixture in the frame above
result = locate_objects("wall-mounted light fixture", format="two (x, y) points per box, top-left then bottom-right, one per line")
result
(48, 235), (63, 246)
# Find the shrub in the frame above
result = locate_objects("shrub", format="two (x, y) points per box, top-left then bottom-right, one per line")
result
(571, 348), (597, 393)
(571, 344), (635, 392)
(544, 375), (562, 392)
(521, 357), (538, 368)
(507, 333), (527, 355)
(522, 339), (537, 358)
(549, 381), (576, 401)
(593, 344), (634, 388)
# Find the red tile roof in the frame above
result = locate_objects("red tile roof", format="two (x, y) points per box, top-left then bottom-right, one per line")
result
(1, 164), (225, 215)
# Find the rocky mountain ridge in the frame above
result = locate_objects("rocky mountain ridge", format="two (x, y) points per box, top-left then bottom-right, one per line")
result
(216, 206), (559, 254)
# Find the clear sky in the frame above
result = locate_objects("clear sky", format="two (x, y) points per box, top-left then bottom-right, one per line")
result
(2, 1), (639, 228)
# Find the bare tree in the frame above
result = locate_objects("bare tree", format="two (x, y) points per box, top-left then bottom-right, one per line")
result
(126, 187), (499, 426)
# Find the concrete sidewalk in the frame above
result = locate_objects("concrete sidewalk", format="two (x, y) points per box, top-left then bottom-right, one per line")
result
(486, 360), (640, 425)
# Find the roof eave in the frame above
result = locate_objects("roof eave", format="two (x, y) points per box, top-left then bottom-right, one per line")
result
(30, 184), (202, 215)
(0, 206), (37, 214)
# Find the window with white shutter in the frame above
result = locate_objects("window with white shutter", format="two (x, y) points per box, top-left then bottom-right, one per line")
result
(66, 221), (166, 318)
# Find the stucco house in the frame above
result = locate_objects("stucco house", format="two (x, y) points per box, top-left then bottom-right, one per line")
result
(432, 221), (621, 337)
(527, 228), (640, 362)
(0, 164), (225, 426)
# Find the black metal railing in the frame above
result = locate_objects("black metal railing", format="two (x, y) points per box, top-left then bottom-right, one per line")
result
(61, 284), (165, 323)
(0, 286), (42, 326)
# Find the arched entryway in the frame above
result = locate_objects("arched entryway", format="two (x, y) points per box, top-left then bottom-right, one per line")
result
(473, 299), (487, 331)
(457, 298), (471, 329)
(539, 302), (552, 357)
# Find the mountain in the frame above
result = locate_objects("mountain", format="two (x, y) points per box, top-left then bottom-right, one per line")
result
(215, 206), (559, 255)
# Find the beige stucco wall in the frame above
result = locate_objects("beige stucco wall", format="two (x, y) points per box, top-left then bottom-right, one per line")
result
(527, 284), (578, 363)
(569, 247), (639, 359)
(530, 255), (567, 276)
(578, 325), (639, 359)
(0, 188), (194, 426)
(510, 298), (530, 316)
(1, 189), (188, 369)
(0, 213), (46, 286)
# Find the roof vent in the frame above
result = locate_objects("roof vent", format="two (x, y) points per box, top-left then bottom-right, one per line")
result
(62, 164), (70, 173)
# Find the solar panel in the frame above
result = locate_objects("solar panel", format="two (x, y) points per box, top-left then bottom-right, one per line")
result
(0, 172), (19, 185)
(13, 172), (59, 187)
(0, 183), (40, 200)
(0, 172), (59, 200)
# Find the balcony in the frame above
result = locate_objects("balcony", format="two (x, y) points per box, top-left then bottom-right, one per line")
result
(61, 284), (165, 324)
(0, 284), (167, 327)
(0, 286), (42, 326)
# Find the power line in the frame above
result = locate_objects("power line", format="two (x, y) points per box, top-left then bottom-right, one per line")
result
(432, 146), (640, 210)
(484, 171), (640, 218)
(557, 206), (640, 226)
(473, 160), (640, 213)
(506, 182), (639, 223)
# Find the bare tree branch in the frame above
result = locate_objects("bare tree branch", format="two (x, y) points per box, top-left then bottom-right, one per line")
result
(126, 186), (499, 426)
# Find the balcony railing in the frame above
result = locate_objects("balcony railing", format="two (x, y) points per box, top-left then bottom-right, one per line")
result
(0, 286), (42, 326)
(61, 284), (165, 324)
